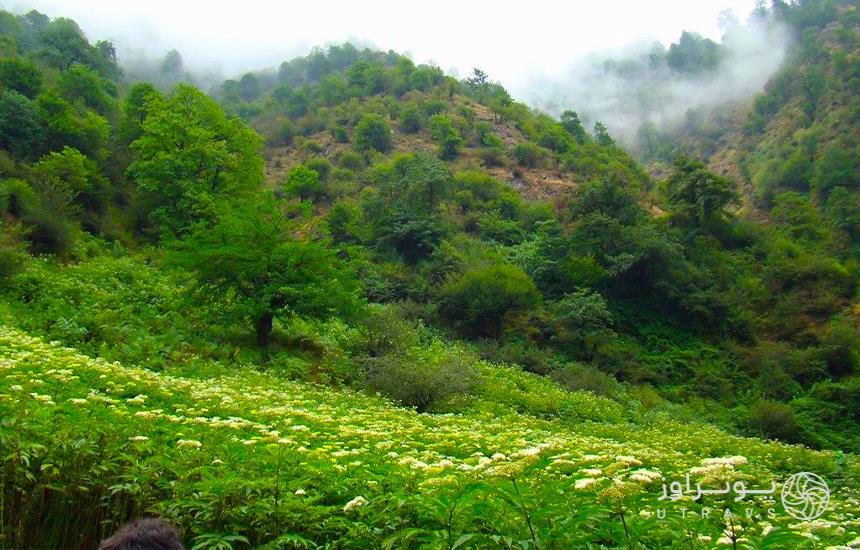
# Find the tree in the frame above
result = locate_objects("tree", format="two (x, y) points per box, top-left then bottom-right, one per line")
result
(549, 289), (616, 360)
(593, 122), (615, 146)
(439, 263), (541, 337)
(399, 103), (422, 133)
(36, 91), (109, 160)
(127, 84), (264, 235)
(173, 198), (361, 346)
(0, 58), (42, 98)
(428, 114), (464, 160)
(0, 90), (43, 158)
(283, 164), (323, 200)
(238, 73), (261, 102)
(160, 49), (184, 81)
(560, 110), (589, 144)
(354, 113), (392, 153)
(365, 153), (452, 261)
(32, 146), (106, 213)
(57, 63), (115, 115)
(36, 18), (91, 71)
(665, 157), (737, 231)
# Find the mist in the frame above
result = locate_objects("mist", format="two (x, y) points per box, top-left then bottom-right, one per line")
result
(518, 15), (793, 147)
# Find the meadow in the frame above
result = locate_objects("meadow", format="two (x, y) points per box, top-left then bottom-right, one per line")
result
(1, 323), (858, 548)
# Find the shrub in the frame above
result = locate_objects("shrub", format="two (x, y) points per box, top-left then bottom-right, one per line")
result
(275, 120), (295, 145)
(354, 113), (392, 153)
(550, 363), (619, 398)
(476, 146), (505, 167)
(512, 142), (546, 168)
(428, 115), (463, 160)
(305, 157), (333, 181)
(399, 103), (422, 133)
(284, 164), (324, 200)
(0, 220), (28, 281)
(439, 263), (541, 337)
(362, 341), (479, 412)
(748, 400), (800, 442)
(337, 151), (364, 171)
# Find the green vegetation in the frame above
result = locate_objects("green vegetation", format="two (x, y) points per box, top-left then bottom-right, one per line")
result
(0, 4), (859, 548)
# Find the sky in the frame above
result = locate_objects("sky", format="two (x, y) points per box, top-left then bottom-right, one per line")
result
(9, 0), (761, 90)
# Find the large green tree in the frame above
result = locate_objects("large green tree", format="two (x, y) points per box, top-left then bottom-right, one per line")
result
(128, 84), (264, 235)
(173, 197), (361, 346)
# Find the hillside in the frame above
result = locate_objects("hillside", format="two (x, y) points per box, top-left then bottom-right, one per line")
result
(0, 3), (859, 548)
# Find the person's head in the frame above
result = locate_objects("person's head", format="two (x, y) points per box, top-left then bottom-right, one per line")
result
(98, 517), (184, 550)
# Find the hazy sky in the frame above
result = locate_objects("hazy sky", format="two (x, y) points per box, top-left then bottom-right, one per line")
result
(10, 0), (759, 89)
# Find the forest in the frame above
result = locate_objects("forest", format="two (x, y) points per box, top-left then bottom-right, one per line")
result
(0, 1), (858, 548)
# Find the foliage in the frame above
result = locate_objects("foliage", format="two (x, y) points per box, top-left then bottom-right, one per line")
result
(128, 85), (264, 235)
(170, 198), (361, 346)
(439, 263), (541, 337)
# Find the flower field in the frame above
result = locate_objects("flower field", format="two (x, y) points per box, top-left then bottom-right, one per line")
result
(1, 325), (858, 548)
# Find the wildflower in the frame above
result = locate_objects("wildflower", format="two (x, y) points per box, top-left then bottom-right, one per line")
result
(295, 489), (306, 496)
(10, 385), (22, 391)
(343, 495), (367, 513)
(491, 453), (508, 461)
(702, 456), (747, 467)
(291, 425), (309, 431)
(581, 468), (602, 477)
(128, 436), (149, 442)
(515, 447), (541, 457)
(575, 478), (598, 490)
(177, 439), (203, 449)
(69, 398), (88, 405)
(126, 394), (147, 405)
(615, 455), (642, 466)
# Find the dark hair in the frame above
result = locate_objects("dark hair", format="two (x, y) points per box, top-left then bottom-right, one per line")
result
(98, 518), (184, 550)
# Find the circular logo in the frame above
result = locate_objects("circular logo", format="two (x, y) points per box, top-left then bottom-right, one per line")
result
(781, 472), (830, 520)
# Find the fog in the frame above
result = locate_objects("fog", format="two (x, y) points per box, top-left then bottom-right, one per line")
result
(520, 15), (792, 145)
(6, 0), (782, 143)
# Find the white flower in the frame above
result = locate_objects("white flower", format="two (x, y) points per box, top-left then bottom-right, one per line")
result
(343, 495), (368, 513)
(491, 453), (508, 461)
(575, 478), (598, 490)
(177, 439), (202, 449)
(581, 468), (602, 477)
(702, 456), (747, 467)
(10, 385), (22, 391)
(295, 489), (306, 496)
(126, 394), (147, 405)
(128, 435), (149, 442)
(291, 425), (309, 431)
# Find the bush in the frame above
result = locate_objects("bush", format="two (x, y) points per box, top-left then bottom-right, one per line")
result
(512, 142), (546, 168)
(439, 263), (541, 337)
(748, 400), (800, 442)
(550, 363), (619, 398)
(362, 341), (479, 412)
(0, 221), (28, 281)
(476, 146), (505, 167)
(305, 157), (333, 181)
(428, 115), (463, 160)
(337, 151), (364, 171)
(284, 164), (324, 200)
(399, 103), (422, 133)
(354, 113), (392, 153)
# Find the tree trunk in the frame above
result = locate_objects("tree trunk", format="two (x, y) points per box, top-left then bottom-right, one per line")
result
(256, 311), (273, 347)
